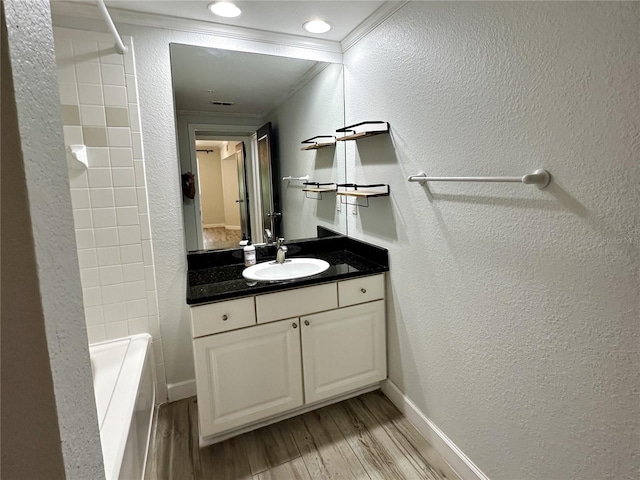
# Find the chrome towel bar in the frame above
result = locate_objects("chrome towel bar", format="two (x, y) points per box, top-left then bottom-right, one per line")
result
(407, 169), (551, 189)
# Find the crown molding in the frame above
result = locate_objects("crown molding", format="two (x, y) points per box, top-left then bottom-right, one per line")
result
(51, 1), (343, 56)
(341, 1), (409, 53)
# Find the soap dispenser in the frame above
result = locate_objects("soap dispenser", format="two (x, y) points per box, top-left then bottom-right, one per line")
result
(243, 239), (256, 266)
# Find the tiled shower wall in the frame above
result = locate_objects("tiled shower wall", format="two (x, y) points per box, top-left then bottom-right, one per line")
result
(53, 27), (167, 401)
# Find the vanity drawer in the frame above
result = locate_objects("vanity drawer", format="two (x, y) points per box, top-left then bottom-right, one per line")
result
(256, 283), (338, 324)
(338, 274), (385, 307)
(191, 297), (256, 337)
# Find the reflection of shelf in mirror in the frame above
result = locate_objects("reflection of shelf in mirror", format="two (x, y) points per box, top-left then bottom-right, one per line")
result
(300, 135), (336, 150)
(302, 182), (337, 200)
(336, 183), (390, 207)
(336, 121), (389, 141)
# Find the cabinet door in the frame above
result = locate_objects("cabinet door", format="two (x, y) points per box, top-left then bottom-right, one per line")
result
(194, 319), (303, 438)
(301, 300), (386, 404)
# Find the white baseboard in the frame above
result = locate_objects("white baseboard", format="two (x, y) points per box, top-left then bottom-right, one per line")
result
(202, 224), (241, 231)
(167, 379), (197, 403)
(381, 379), (490, 480)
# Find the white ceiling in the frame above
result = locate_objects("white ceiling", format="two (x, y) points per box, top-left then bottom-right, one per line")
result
(170, 44), (322, 116)
(104, 1), (386, 42)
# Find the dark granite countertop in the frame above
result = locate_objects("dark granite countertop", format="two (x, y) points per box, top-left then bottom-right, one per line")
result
(187, 235), (388, 305)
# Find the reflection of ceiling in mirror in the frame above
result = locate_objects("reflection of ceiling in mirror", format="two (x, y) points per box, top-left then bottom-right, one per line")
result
(171, 45), (324, 117)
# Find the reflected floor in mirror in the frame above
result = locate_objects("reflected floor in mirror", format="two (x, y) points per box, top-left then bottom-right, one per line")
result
(145, 391), (461, 480)
(203, 227), (242, 250)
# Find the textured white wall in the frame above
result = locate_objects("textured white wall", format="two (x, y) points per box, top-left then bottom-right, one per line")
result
(343, 2), (639, 479)
(266, 63), (347, 240)
(3, 1), (104, 477)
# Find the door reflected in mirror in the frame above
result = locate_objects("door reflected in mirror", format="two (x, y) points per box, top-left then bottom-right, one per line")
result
(170, 44), (345, 251)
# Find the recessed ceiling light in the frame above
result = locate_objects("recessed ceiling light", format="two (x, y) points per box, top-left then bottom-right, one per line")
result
(208, 2), (242, 18)
(303, 20), (331, 34)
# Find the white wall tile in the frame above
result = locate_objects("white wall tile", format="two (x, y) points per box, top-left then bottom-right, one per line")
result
(112, 167), (135, 187)
(119, 226), (141, 245)
(84, 306), (104, 326)
(88, 168), (112, 188)
(92, 207), (117, 228)
(68, 170), (89, 188)
(120, 244), (143, 264)
(144, 266), (156, 291)
(101, 284), (125, 305)
(155, 363), (166, 384)
(73, 209), (93, 229)
(149, 315), (161, 340)
(59, 82), (79, 105)
(126, 299), (147, 319)
(156, 383), (168, 403)
(103, 86), (127, 107)
(99, 265), (123, 286)
(128, 103), (140, 132)
(134, 160), (146, 187)
(54, 36), (73, 62)
(70, 189), (90, 209)
(63, 126), (83, 146)
(99, 43), (124, 65)
(101, 64), (125, 86)
(152, 340), (164, 364)
(114, 187), (137, 207)
(57, 63), (76, 83)
(136, 187), (148, 214)
(75, 62), (101, 84)
(103, 302), (127, 323)
(75, 229), (95, 249)
(128, 317), (150, 335)
(110, 148), (133, 167)
(94, 227), (119, 247)
(140, 215), (151, 240)
(77, 249), (97, 269)
(86, 325), (106, 344)
(72, 39), (99, 61)
(107, 127), (132, 147)
(90, 188), (115, 208)
(97, 246), (121, 266)
(116, 206), (139, 226)
(123, 50), (135, 75)
(80, 106), (106, 127)
(82, 287), (102, 307)
(124, 281), (146, 301)
(123, 263), (145, 282)
(78, 83), (104, 105)
(131, 132), (143, 159)
(142, 240), (153, 266)
(86, 146), (109, 166)
(125, 74), (138, 102)
(105, 321), (129, 340)
(147, 292), (158, 315)
(80, 267), (100, 288)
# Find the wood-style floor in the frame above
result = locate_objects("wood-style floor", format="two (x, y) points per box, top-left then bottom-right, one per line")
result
(145, 391), (461, 480)
(203, 227), (243, 250)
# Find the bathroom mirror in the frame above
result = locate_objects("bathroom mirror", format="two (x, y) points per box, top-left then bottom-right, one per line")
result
(170, 44), (346, 251)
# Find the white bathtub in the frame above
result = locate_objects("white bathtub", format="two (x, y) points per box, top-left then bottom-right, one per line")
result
(90, 333), (156, 480)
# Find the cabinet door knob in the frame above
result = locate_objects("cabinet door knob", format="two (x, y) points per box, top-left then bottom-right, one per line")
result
(292, 322), (298, 328)
(222, 315), (228, 321)
(361, 288), (367, 294)
(304, 320), (310, 326)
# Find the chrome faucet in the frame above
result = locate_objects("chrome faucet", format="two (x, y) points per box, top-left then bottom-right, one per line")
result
(264, 228), (273, 244)
(275, 238), (288, 264)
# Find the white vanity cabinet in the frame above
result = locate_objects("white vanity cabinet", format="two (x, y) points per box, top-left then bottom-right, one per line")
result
(193, 319), (303, 437)
(190, 273), (386, 442)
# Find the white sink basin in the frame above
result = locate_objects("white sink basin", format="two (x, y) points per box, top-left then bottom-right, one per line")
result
(242, 258), (330, 281)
